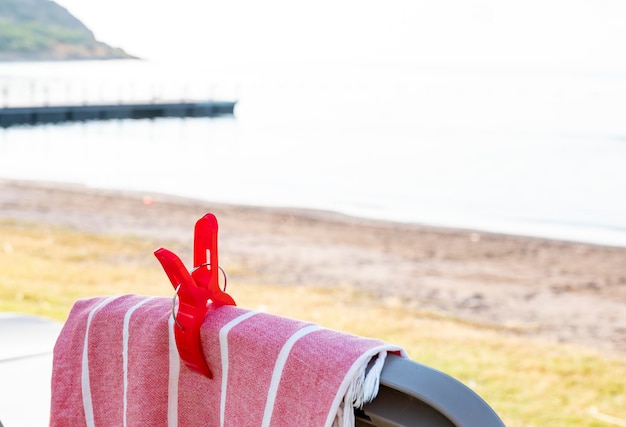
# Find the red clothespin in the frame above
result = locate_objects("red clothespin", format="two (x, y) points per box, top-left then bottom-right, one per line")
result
(154, 213), (236, 378)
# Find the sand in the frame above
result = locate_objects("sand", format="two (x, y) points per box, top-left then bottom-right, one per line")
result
(1, 179), (625, 355)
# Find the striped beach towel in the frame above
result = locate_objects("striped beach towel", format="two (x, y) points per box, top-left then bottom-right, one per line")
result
(50, 295), (405, 426)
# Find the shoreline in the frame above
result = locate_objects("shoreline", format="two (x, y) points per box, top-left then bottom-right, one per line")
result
(1, 179), (625, 355)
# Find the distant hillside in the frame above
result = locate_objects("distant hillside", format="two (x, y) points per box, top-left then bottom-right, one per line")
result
(0, 0), (136, 61)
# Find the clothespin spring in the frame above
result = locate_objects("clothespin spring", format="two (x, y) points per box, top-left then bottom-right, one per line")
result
(171, 264), (228, 330)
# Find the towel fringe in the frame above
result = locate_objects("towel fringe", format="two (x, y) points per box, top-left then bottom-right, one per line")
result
(335, 350), (388, 427)
(360, 351), (387, 407)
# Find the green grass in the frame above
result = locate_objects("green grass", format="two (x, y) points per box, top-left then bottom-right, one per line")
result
(1, 218), (625, 426)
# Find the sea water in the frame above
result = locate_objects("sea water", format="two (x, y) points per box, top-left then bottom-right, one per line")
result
(1, 59), (625, 247)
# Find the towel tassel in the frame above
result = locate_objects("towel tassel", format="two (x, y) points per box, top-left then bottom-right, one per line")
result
(336, 350), (388, 427)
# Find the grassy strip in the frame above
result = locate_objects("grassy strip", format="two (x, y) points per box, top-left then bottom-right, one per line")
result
(1, 219), (625, 426)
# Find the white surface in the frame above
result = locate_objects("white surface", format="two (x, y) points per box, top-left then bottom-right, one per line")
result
(0, 314), (63, 427)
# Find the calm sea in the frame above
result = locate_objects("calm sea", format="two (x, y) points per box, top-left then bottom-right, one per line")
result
(1, 59), (626, 247)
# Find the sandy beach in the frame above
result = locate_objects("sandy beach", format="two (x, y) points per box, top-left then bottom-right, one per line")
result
(1, 179), (625, 355)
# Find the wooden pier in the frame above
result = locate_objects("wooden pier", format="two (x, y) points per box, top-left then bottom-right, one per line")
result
(0, 100), (237, 128)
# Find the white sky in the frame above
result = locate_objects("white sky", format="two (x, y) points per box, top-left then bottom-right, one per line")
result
(55, 0), (626, 69)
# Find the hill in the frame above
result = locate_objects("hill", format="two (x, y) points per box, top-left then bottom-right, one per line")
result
(0, 0), (136, 61)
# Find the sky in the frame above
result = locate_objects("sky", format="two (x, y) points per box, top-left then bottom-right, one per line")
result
(55, 0), (626, 70)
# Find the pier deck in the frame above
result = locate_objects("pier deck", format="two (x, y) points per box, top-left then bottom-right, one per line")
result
(0, 100), (236, 127)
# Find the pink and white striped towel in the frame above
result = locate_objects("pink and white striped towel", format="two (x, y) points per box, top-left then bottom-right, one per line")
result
(50, 295), (405, 426)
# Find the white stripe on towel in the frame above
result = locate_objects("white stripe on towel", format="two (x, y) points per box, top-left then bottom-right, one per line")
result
(168, 313), (181, 427)
(122, 297), (155, 427)
(218, 311), (259, 427)
(81, 296), (117, 427)
(261, 324), (323, 427)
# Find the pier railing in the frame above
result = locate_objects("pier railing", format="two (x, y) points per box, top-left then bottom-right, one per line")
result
(0, 78), (237, 108)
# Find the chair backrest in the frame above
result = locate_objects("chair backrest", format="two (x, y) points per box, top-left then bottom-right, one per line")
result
(357, 354), (505, 427)
(0, 314), (63, 427)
